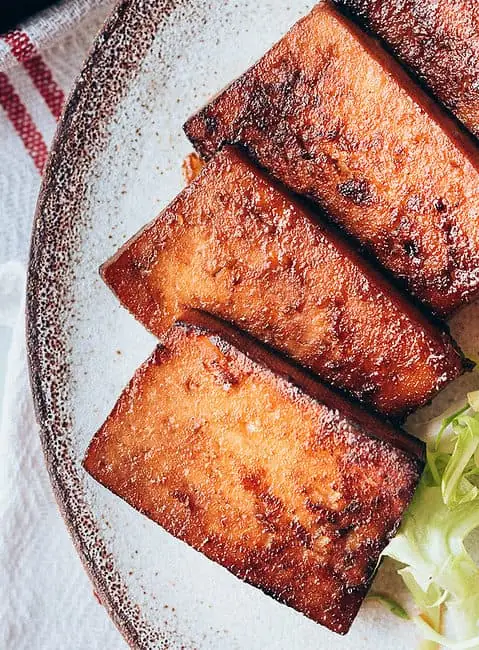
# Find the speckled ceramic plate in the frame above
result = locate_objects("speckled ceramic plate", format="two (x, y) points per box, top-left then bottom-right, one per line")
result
(27, 1), (479, 648)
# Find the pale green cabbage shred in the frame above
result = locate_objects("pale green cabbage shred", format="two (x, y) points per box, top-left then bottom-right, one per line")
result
(382, 390), (479, 649)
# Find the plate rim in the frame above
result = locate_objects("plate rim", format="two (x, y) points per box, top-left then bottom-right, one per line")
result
(25, 1), (184, 647)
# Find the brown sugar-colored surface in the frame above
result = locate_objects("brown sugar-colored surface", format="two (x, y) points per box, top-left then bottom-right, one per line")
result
(334, 0), (479, 138)
(182, 152), (205, 185)
(184, 2), (479, 317)
(101, 147), (465, 420)
(84, 318), (423, 635)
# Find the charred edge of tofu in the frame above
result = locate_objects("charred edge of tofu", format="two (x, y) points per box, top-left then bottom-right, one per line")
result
(183, 3), (479, 317)
(332, 0), (479, 139)
(181, 309), (425, 462)
(100, 146), (468, 420)
(84, 314), (424, 634)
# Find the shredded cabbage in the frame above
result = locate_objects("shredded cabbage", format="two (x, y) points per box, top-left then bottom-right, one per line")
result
(366, 592), (410, 620)
(382, 391), (479, 649)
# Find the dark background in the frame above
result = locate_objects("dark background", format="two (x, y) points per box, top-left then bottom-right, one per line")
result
(0, 0), (58, 33)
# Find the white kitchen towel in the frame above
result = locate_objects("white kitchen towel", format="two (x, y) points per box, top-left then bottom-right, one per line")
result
(0, 2), (125, 648)
(0, 0), (109, 71)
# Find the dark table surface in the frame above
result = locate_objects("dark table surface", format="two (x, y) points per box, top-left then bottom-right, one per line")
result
(1, 0), (59, 34)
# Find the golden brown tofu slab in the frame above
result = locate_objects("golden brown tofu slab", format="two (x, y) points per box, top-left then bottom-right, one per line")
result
(101, 147), (465, 420)
(184, 2), (479, 317)
(334, 0), (479, 138)
(84, 314), (424, 634)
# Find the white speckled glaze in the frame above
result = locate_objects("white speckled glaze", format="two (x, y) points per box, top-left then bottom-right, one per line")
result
(27, 0), (479, 648)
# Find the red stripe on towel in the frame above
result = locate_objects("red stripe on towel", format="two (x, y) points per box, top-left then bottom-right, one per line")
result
(0, 71), (49, 173)
(3, 30), (64, 120)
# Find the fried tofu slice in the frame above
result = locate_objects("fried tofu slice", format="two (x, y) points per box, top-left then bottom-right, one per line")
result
(101, 147), (465, 420)
(184, 2), (479, 317)
(334, 0), (479, 138)
(84, 313), (424, 634)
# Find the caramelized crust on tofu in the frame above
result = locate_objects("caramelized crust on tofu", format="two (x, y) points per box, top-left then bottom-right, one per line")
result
(101, 147), (465, 420)
(334, 0), (479, 138)
(182, 152), (205, 185)
(184, 2), (479, 317)
(84, 316), (423, 634)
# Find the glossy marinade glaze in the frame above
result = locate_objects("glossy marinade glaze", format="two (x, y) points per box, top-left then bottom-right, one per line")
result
(333, 0), (479, 138)
(84, 316), (424, 634)
(101, 147), (466, 420)
(184, 2), (479, 317)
